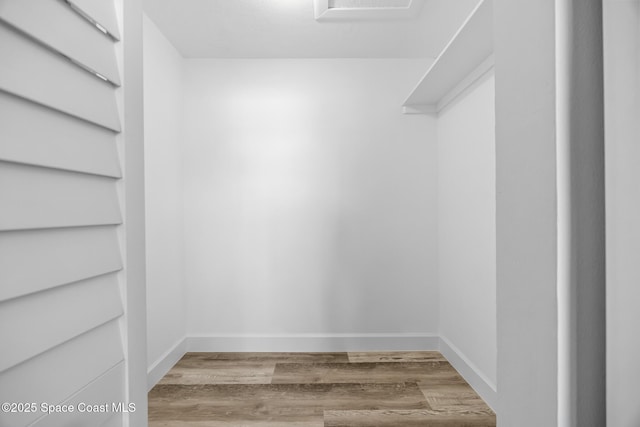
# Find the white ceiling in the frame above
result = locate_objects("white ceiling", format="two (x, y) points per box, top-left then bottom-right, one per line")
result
(142, 0), (480, 58)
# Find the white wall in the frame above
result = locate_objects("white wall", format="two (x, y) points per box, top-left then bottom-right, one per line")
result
(182, 59), (438, 349)
(495, 1), (559, 424)
(605, 1), (640, 425)
(437, 73), (496, 399)
(143, 15), (186, 375)
(123, 2), (149, 422)
(555, 0), (607, 423)
(496, 0), (608, 424)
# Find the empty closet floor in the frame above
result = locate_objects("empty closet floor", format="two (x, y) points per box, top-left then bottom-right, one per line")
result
(148, 351), (496, 426)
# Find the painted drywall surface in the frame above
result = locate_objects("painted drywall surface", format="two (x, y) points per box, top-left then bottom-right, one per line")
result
(555, 0), (606, 424)
(123, 1), (149, 423)
(604, 1), (640, 426)
(143, 15), (186, 369)
(142, 0), (480, 59)
(182, 59), (437, 341)
(494, 0), (559, 425)
(437, 74), (496, 388)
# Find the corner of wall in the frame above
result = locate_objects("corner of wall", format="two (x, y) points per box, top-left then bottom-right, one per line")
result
(439, 336), (497, 411)
(147, 336), (187, 391)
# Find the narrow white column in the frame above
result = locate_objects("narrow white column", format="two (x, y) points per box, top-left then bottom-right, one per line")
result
(495, 1), (559, 425)
(496, 0), (606, 425)
(604, 0), (640, 425)
(556, 0), (606, 425)
(121, 0), (149, 424)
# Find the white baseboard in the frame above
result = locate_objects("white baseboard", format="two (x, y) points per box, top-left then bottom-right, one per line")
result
(147, 337), (187, 391)
(187, 333), (439, 353)
(438, 335), (497, 410)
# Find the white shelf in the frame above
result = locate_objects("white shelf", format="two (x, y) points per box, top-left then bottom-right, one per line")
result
(403, 0), (493, 113)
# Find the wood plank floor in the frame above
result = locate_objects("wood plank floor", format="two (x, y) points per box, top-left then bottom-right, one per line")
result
(148, 352), (496, 426)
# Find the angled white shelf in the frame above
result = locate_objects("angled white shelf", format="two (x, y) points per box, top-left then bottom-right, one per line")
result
(403, 0), (493, 114)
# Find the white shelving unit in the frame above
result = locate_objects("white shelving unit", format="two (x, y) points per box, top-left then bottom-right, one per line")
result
(403, 0), (493, 114)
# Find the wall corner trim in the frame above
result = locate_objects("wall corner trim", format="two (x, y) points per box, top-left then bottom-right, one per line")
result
(147, 336), (188, 391)
(438, 335), (497, 410)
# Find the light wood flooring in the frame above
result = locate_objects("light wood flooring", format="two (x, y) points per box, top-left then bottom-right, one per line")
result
(148, 351), (496, 426)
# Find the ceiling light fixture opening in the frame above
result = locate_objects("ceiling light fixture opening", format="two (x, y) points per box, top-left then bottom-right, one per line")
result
(314, 0), (425, 21)
(327, 0), (412, 9)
